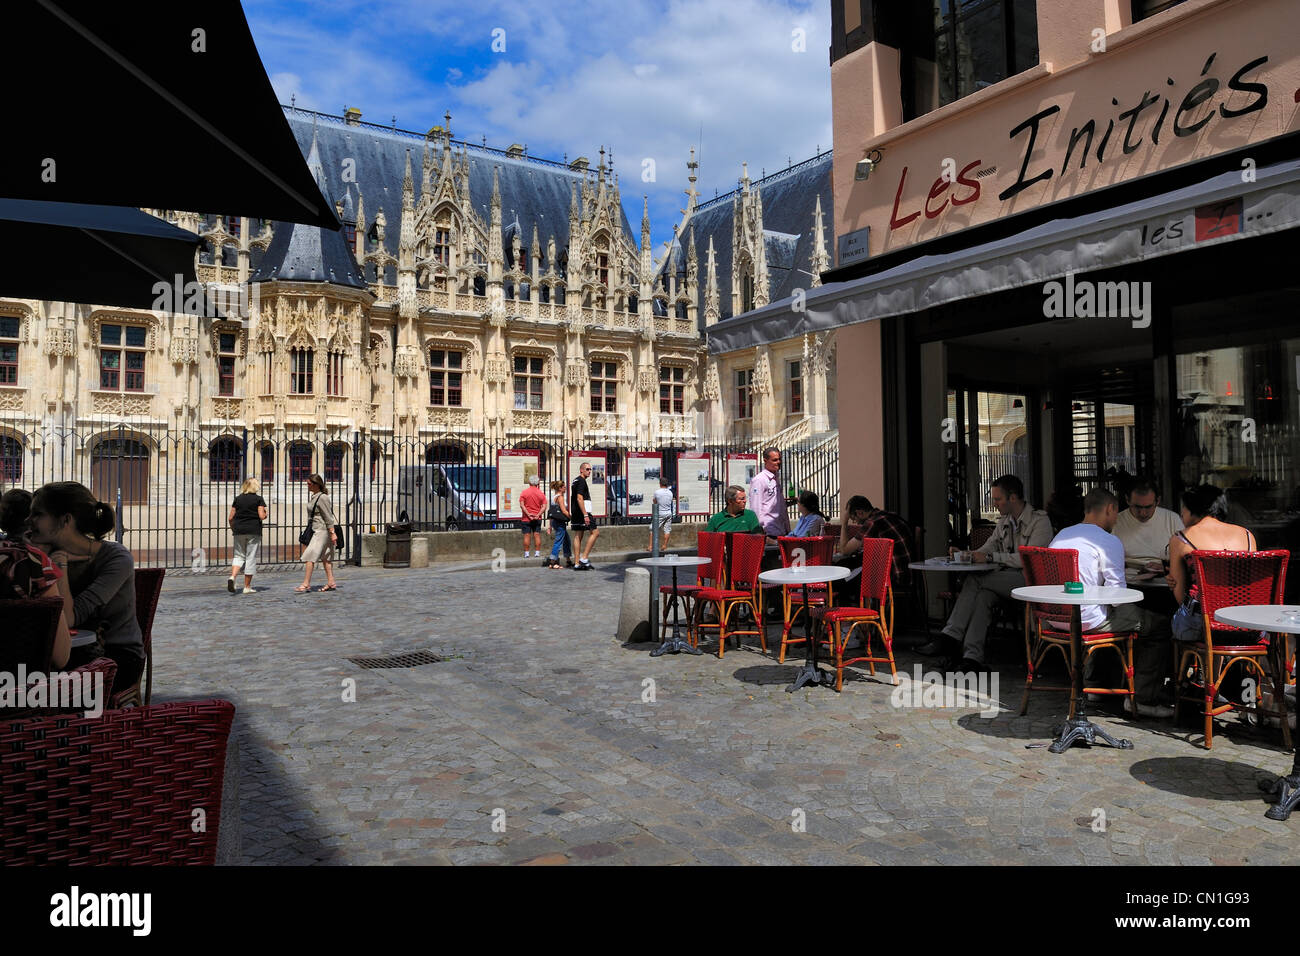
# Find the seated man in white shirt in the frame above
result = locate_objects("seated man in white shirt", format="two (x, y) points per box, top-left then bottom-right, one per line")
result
(1113, 478), (1184, 581)
(1048, 487), (1173, 718)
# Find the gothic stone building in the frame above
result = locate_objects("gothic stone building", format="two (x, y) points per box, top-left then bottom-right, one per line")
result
(0, 106), (835, 515)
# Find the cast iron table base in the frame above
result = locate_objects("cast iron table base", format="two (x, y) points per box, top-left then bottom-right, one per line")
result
(787, 581), (834, 693)
(650, 564), (702, 657)
(1048, 604), (1133, 753)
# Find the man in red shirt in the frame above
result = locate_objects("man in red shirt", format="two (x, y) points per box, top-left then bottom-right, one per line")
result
(518, 475), (547, 561)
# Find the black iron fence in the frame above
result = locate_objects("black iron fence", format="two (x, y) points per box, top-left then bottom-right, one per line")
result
(0, 418), (839, 568)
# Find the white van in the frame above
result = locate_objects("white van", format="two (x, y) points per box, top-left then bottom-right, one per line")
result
(395, 464), (498, 530)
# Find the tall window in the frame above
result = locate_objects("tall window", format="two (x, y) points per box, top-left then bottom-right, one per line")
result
(788, 360), (802, 414)
(434, 228), (450, 265)
(660, 366), (685, 414)
(742, 272), (755, 313)
(590, 361), (617, 413)
(217, 332), (237, 397)
(513, 356), (544, 410)
(0, 316), (19, 385)
(736, 368), (754, 419)
(326, 351), (344, 396)
(262, 352), (274, 394)
(1132, 0), (1187, 21)
(369, 440), (383, 481)
(344, 221), (356, 248)
(226, 215), (241, 238)
(929, 1), (1039, 111)
(290, 348), (314, 394)
(325, 443), (346, 482)
(260, 443), (275, 483)
(597, 252), (609, 288)
(0, 435), (22, 482)
(429, 349), (463, 406)
(288, 442), (313, 481)
(209, 437), (243, 482)
(99, 323), (147, 391)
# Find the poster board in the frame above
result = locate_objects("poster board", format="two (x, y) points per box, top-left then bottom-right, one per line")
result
(727, 453), (759, 498)
(626, 451), (664, 518)
(566, 450), (608, 518)
(496, 449), (540, 520)
(675, 452), (710, 516)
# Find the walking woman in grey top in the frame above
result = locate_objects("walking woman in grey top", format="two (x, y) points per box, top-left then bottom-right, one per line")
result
(27, 481), (144, 697)
(297, 473), (338, 592)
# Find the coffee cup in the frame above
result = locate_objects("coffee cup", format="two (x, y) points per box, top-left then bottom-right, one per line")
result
(953, 550), (971, 564)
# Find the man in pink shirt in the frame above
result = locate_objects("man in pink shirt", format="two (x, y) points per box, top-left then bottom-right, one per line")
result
(518, 474), (547, 560)
(749, 447), (793, 539)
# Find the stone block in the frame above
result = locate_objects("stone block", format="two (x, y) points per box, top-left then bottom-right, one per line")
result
(617, 566), (651, 643)
(409, 536), (430, 569)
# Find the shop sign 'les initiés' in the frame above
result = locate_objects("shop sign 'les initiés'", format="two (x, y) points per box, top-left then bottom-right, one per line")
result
(889, 52), (1271, 233)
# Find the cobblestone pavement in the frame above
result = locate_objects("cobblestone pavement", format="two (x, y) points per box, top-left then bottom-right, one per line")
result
(154, 561), (1298, 865)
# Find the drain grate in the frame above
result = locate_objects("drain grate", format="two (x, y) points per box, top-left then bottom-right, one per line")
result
(347, 650), (444, 669)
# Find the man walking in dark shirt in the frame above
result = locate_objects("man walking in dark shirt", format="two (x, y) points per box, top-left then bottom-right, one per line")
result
(570, 462), (600, 570)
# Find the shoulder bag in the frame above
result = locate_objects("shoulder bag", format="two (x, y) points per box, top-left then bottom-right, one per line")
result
(299, 499), (319, 547)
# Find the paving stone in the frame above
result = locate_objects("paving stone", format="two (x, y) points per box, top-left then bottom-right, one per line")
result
(151, 563), (1295, 865)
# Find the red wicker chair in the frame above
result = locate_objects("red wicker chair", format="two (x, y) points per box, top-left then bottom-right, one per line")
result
(110, 566), (165, 708)
(1017, 546), (1135, 718)
(659, 532), (724, 640)
(0, 698), (235, 864)
(0, 596), (63, 675)
(776, 536), (836, 657)
(694, 533), (766, 658)
(1176, 550), (1290, 751)
(815, 538), (895, 691)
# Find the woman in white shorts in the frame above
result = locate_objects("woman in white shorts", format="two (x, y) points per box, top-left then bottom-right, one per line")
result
(228, 477), (268, 593)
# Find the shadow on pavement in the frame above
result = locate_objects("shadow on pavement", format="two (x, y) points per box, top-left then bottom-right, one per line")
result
(1127, 755), (1277, 802)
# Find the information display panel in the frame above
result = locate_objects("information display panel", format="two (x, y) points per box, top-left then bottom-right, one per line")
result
(496, 449), (540, 520)
(626, 451), (664, 518)
(726, 453), (759, 498)
(676, 451), (711, 516)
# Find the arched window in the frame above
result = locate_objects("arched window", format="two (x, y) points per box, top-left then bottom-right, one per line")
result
(259, 443), (275, 483)
(425, 443), (467, 465)
(209, 436), (243, 482)
(0, 434), (23, 482)
(325, 442), (347, 483)
(288, 442), (313, 481)
(627, 294), (637, 314)
(473, 275), (486, 296)
(742, 272), (755, 313)
(369, 440), (383, 481)
(290, 348), (314, 394)
(91, 438), (150, 504)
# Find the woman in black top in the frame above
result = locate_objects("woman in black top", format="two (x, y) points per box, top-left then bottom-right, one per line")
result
(27, 481), (144, 697)
(228, 476), (268, 593)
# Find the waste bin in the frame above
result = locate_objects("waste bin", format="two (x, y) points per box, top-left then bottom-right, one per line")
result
(383, 522), (412, 568)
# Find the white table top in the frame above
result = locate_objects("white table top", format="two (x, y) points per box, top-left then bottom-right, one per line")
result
(1214, 604), (1300, 633)
(1012, 585), (1144, 606)
(637, 555), (712, 568)
(760, 565), (853, 586)
(908, 559), (997, 572)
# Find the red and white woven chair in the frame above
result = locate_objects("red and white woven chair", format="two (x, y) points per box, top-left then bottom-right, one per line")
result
(694, 533), (767, 658)
(817, 538), (896, 692)
(775, 535), (836, 662)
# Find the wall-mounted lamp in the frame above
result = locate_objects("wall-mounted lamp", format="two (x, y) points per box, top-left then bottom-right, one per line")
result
(855, 148), (883, 182)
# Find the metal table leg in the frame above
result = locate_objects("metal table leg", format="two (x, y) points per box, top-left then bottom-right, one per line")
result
(1048, 605), (1133, 753)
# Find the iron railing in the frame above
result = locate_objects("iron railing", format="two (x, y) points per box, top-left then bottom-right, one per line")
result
(0, 417), (840, 569)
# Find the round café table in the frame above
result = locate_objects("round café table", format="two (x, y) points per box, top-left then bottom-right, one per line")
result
(1012, 584), (1143, 754)
(637, 555), (711, 657)
(907, 559), (998, 642)
(759, 565), (852, 693)
(1214, 604), (1300, 822)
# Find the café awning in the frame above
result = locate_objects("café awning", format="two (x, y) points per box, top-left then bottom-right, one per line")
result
(0, 200), (203, 310)
(5, 0), (337, 229)
(707, 156), (1300, 353)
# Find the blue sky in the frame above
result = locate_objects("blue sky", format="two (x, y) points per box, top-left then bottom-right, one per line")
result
(244, 0), (832, 259)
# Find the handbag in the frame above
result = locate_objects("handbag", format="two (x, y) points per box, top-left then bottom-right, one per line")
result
(548, 501), (565, 523)
(299, 500), (318, 548)
(1171, 594), (1204, 643)
(332, 524), (345, 555)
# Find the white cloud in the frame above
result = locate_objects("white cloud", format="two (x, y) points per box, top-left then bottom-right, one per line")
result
(245, 0), (831, 251)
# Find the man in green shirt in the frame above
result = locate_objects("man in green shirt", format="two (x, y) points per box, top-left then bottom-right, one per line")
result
(706, 485), (762, 533)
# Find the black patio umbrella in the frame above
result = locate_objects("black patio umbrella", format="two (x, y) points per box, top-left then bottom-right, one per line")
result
(5, 0), (337, 229)
(0, 199), (205, 311)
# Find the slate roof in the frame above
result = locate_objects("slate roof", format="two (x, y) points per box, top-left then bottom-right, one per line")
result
(663, 152), (832, 330)
(250, 127), (367, 287)
(251, 108), (636, 288)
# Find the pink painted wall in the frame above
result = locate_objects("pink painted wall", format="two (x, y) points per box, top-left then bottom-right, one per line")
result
(832, 0), (1300, 260)
(834, 320), (885, 507)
